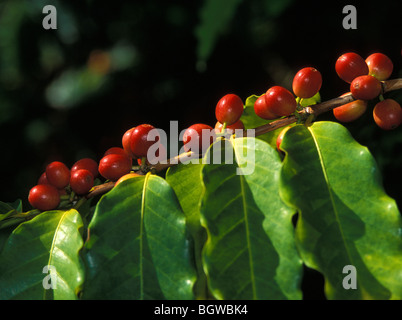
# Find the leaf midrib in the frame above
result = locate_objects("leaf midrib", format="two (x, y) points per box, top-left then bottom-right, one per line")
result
(233, 138), (259, 299)
(139, 173), (151, 300)
(43, 210), (70, 300)
(308, 127), (358, 286)
(239, 173), (257, 299)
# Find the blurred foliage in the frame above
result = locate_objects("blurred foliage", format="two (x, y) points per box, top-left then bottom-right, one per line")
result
(0, 0), (401, 234)
(195, 0), (243, 70)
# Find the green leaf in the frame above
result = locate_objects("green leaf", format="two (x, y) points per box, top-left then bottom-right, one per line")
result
(82, 174), (196, 300)
(0, 200), (24, 252)
(0, 201), (17, 216)
(0, 209), (85, 300)
(6, 199), (23, 213)
(299, 91), (321, 107)
(143, 174), (196, 299)
(0, 210), (16, 222)
(195, 0), (243, 65)
(166, 160), (209, 299)
(166, 160), (204, 234)
(200, 138), (302, 299)
(280, 122), (402, 300)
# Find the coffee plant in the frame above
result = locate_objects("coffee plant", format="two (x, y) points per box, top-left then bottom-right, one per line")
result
(0, 52), (402, 300)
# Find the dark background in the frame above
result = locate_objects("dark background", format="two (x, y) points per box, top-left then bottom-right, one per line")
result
(0, 0), (401, 299)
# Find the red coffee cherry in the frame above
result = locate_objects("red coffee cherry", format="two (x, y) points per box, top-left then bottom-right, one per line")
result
(215, 94), (244, 126)
(70, 169), (94, 195)
(104, 147), (127, 157)
(292, 67), (322, 99)
(365, 53), (393, 81)
(373, 99), (402, 130)
(264, 86), (297, 117)
(276, 126), (291, 153)
(350, 75), (382, 100)
(122, 127), (136, 159)
(335, 52), (369, 83)
(183, 123), (214, 153)
(254, 94), (278, 120)
(71, 158), (98, 179)
(130, 124), (159, 158)
(99, 153), (132, 181)
(28, 184), (60, 211)
(214, 119), (245, 134)
(333, 95), (367, 122)
(46, 161), (70, 189)
(37, 172), (50, 185)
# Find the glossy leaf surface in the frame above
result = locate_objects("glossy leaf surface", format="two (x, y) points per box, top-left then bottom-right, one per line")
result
(200, 137), (302, 299)
(0, 209), (85, 300)
(83, 174), (196, 299)
(166, 160), (209, 299)
(280, 122), (402, 299)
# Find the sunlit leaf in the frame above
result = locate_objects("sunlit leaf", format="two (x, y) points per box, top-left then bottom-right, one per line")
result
(200, 137), (302, 299)
(166, 160), (209, 299)
(0, 209), (85, 300)
(82, 174), (196, 300)
(280, 122), (402, 299)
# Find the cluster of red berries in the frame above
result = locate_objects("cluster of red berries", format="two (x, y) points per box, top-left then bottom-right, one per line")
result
(252, 67), (322, 153)
(254, 67), (322, 120)
(30, 95), (249, 212)
(29, 123), (173, 211)
(178, 74), (321, 154)
(181, 68), (322, 154)
(182, 93), (245, 153)
(333, 52), (402, 130)
(28, 158), (98, 211)
(29, 52), (400, 211)
(29, 121), (179, 211)
(29, 146), (144, 212)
